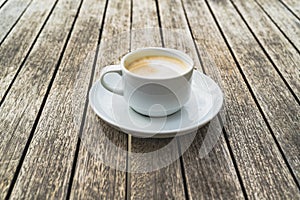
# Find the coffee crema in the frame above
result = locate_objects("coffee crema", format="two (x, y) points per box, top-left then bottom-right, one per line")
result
(126, 56), (188, 78)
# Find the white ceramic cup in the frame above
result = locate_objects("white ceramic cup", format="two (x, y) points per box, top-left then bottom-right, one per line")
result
(100, 47), (194, 117)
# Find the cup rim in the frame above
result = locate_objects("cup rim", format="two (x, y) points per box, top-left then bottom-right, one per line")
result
(121, 47), (194, 80)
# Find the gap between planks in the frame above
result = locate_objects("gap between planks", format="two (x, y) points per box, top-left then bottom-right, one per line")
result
(205, 0), (300, 189)
(0, 0), (60, 107)
(229, 0), (300, 105)
(69, 0), (130, 198)
(4, 0), (84, 198)
(66, 0), (110, 198)
(0, 0), (8, 10)
(0, 0), (33, 45)
(278, 0), (300, 20)
(254, 0), (300, 54)
(155, 0), (191, 197)
(180, 0), (248, 198)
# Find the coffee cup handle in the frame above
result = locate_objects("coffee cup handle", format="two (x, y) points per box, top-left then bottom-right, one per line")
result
(100, 65), (123, 95)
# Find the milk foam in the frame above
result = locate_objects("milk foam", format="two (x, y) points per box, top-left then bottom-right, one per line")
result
(127, 56), (188, 78)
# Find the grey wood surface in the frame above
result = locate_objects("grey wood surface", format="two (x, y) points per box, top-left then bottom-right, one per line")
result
(129, 0), (185, 199)
(0, 0), (8, 8)
(281, 0), (300, 18)
(70, 0), (130, 198)
(183, 0), (299, 198)
(158, 0), (244, 199)
(9, 0), (105, 198)
(255, 0), (300, 50)
(208, 0), (300, 186)
(0, 0), (57, 100)
(0, 0), (299, 199)
(232, 0), (300, 180)
(231, 0), (300, 99)
(0, 0), (32, 42)
(0, 0), (81, 198)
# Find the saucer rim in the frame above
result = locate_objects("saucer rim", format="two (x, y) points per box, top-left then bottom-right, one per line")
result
(89, 71), (223, 137)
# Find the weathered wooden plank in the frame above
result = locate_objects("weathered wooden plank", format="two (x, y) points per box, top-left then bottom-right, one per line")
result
(0, 0), (82, 198)
(179, 123), (245, 199)
(281, 0), (300, 18)
(182, 0), (300, 198)
(255, 0), (300, 49)
(158, 0), (201, 69)
(129, 137), (186, 199)
(208, 0), (300, 185)
(0, 0), (58, 100)
(130, 0), (161, 49)
(0, 0), (32, 43)
(231, 0), (300, 100)
(158, 0), (244, 199)
(0, 0), (8, 8)
(70, 0), (130, 199)
(129, 0), (186, 199)
(8, 0), (108, 199)
(283, 0), (300, 17)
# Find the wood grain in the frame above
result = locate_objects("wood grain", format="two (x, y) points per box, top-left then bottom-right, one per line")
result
(0, 0), (32, 42)
(129, 0), (185, 199)
(231, 0), (300, 100)
(8, 0), (107, 199)
(0, 0), (299, 198)
(70, 0), (131, 199)
(158, 0), (244, 199)
(281, 0), (300, 18)
(0, 0), (82, 198)
(183, 0), (299, 198)
(208, 0), (300, 185)
(179, 122), (244, 199)
(130, 0), (161, 50)
(129, 137), (185, 199)
(0, 0), (57, 100)
(158, 0), (201, 69)
(255, 0), (300, 49)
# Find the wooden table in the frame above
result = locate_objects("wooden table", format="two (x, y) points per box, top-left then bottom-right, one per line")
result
(0, 0), (299, 199)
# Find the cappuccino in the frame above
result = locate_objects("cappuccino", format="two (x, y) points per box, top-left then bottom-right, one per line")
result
(126, 56), (188, 78)
(100, 47), (194, 117)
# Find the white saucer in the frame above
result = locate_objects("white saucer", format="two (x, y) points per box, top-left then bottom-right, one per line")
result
(89, 70), (223, 138)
